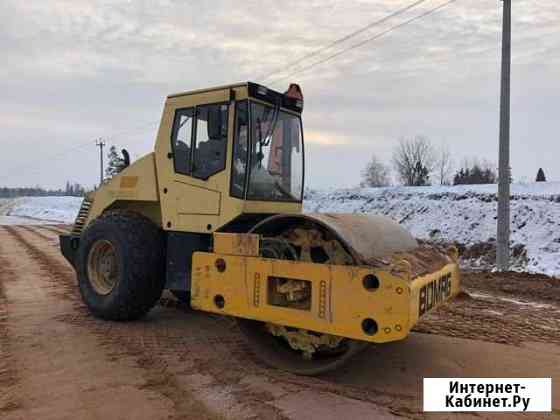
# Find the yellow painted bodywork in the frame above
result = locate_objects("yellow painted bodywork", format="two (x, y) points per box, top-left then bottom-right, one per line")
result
(80, 81), (462, 346)
(153, 83), (301, 234)
(213, 232), (260, 256)
(84, 82), (301, 233)
(191, 251), (460, 344)
(86, 153), (161, 226)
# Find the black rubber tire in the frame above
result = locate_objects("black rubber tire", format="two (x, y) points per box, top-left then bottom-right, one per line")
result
(170, 290), (191, 304)
(76, 211), (165, 321)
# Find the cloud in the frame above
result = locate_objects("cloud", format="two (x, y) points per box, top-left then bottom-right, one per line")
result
(305, 130), (352, 146)
(0, 0), (559, 189)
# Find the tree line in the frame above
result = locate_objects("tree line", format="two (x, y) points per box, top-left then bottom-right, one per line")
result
(361, 135), (547, 187)
(0, 182), (87, 198)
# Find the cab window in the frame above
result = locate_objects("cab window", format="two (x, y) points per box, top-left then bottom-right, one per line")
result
(192, 103), (229, 180)
(247, 102), (304, 202)
(170, 108), (194, 175)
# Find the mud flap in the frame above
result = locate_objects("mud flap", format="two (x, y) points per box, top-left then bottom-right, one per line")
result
(59, 234), (80, 269)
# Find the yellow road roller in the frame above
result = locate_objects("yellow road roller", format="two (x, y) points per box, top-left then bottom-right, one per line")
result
(60, 82), (460, 375)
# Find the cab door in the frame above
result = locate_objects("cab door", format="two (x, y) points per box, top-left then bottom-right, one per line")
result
(154, 90), (235, 233)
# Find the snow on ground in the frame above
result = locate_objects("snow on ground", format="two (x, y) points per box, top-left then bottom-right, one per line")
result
(2, 182), (559, 277)
(2, 196), (83, 224)
(305, 182), (560, 277)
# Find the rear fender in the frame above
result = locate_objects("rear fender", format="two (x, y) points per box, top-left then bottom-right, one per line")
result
(85, 153), (161, 229)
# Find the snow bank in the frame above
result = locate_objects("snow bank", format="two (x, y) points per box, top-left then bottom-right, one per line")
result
(3, 182), (559, 277)
(6, 196), (83, 223)
(304, 182), (560, 277)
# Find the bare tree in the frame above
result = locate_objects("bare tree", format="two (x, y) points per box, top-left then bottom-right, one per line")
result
(435, 144), (454, 185)
(361, 154), (391, 187)
(392, 136), (435, 186)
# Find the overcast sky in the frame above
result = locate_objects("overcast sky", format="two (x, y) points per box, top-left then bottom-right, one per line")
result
(1, 0), (558, 189)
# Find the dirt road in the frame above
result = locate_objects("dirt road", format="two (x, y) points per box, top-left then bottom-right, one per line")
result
(0, 224), (558, 419)
(0, 216), (47, 225)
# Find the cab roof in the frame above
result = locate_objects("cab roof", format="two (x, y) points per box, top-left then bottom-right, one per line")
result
(168, 82), (303, 113)
(167, 82), (247, 99)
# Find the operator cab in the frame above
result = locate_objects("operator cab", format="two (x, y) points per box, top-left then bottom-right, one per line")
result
(156, 82), (305, 234)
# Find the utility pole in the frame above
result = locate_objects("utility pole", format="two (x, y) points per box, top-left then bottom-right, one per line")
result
(497, 0), (511, 271)
(95, 139), (106, 185)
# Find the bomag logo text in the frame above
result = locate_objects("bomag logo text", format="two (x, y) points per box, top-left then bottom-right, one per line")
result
(419, 272), (452, 316)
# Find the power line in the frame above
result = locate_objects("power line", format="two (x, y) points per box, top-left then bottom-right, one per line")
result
(0, 121), (159, 184)
(105, 120), (160, 140)
(1, 1), (459, 185)
(267, 0), (460, 86)
(259, 0), (429, 83)
(0, 140), (96, 182)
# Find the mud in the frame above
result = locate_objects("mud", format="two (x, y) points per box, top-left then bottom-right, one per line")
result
(461, 270), (560, 303)
(0, 224), (558, 419)
(414, 270), (560, 346)
(387, 244), (454, 279)
(425, 238), (530, 273)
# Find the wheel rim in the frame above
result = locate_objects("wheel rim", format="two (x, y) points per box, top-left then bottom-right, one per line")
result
(87, 239), (119, 295)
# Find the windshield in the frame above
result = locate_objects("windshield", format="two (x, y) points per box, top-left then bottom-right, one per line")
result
(246, 101), (304, 202)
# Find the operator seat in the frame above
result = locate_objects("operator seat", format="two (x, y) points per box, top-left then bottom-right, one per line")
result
(194, 107), (226, 178)
(174, 140), (190, 174)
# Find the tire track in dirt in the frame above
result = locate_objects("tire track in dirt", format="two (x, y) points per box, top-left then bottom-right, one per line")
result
(1, 226), (228, 420)
(34, 224), (70, 236)
(6, 227), (292, 419)
(5, 226), (79, 303)
(414, 279), (560, 346)
(463, 271), (560, 304)
(12, 226), (415, 419)
(7, 225), (560, 419)
(0, 251), (21, 414)
(20, 225), (53, 241)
